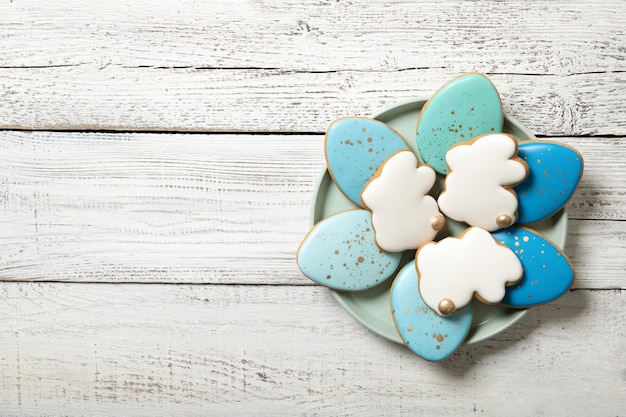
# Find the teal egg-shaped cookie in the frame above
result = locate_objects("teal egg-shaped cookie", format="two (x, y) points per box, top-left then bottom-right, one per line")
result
(297, 209), (403, 291)
(416, 73), (504, 174)
(492, 226), (575, 307)
(391, 261), (473, 361)
(325, 117), (409, 206)
(515, 141), (584, 224)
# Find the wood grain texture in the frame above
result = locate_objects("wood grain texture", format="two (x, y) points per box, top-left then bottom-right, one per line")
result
(1, 0), (624, 74)
(0, 283), (623, 417)
(0, 132), (320, 284)
(0, 0), (624, 414)
(1, 131), (623, 287)
(1, 0), (624, 133)
(1, 68), (624, 135)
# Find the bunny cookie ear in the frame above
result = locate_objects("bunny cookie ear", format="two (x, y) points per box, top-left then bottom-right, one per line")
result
(391, 261), (474, 362)
(492, 226), (575, 308)
(514, 141), (584, 225)
(325, 117), (410, 207)
(416, 73), (504, 175)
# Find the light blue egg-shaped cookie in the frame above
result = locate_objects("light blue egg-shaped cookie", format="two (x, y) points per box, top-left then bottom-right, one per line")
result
(515, 141), (584, 224)
(297, 209), (403, 291)
(325, 117), (409, 206)
(391, 261), (473, 361)
(416, 73), (504, 174)
(492, 227), (575, 308)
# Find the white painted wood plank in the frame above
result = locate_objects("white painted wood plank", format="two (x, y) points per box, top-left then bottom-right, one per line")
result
(0, 132), (321, 284)
(1, 0), (624, 75)
(564, 136), (626, 222)
(565, 220), (626, 289)
(558, 136), (626, 222)
(0, 68), (624, 135)
(0, 283), (623, 416)
(1, 131), (623, 287)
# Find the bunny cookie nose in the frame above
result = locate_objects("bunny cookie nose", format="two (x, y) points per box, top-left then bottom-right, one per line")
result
(431, 214), (446, 231)
(438, 298), (456, 316)
(496, 214), (513, 228)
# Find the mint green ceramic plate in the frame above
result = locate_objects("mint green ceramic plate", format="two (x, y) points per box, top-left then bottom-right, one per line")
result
(311, 98), (568, 345)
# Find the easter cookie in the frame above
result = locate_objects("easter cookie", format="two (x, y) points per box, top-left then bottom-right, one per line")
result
(438, 133), (528, 231)
(416, 73), (503, 174)
(326, 117), (410, 206)
(297, 209), (403, 291)
(391, 261), (473, 362)
(361, 150), (445, 252)
(515, 141), (584, 224)
(417, 227), (523, 316)
(492, 226), (575, 307)
(298, 72), (584, 362)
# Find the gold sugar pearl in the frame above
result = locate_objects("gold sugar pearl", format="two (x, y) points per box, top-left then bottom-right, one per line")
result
(496, 214), (513, 228)
(438, 298), (456, 316)
(431, 214), (446, 231)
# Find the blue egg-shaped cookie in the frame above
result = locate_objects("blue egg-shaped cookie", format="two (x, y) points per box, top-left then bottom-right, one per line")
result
(416, 73), (504, 174)
(515, 141), (584, 224)
(325, 117), (409, 206)
(297, 209), (403, 291)
(391, 261), (473, 361)
(492, 226), (575, 308)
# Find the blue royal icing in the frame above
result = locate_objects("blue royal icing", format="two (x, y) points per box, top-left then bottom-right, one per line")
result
(515, 141), (583, 224)
(492, 227), (575, 308)
(416, 73), (503, 175)
(297, 209), (403, 291)
(391, 261), (473, 361)
(325, 117), (409, 206)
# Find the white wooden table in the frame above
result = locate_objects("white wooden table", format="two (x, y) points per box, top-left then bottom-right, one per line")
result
(1, 1), (625, 415)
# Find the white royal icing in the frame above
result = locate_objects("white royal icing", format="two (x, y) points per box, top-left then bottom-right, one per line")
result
(437, 134), (528, 231)
(417, 227), (523, 315)
(361, 151), (442, 252)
